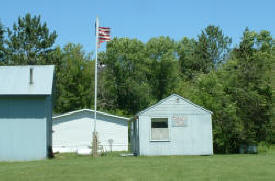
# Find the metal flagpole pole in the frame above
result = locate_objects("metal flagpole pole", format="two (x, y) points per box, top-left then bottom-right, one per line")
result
(94, 16), (98, 132)
(93, 16), (99, 156)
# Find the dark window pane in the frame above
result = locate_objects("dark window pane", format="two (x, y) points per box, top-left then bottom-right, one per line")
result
(151, 118), (168, 128)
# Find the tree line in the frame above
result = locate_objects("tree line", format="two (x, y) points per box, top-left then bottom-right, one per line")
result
(0, 14), (274, 153)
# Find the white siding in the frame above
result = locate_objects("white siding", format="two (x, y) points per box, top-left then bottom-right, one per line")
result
(141, 96), (208, 116)
(53, 111), (128, 152)
(137, 94), (213, 156)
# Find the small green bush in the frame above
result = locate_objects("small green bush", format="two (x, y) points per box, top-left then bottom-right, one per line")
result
(257, 141), (271, 153)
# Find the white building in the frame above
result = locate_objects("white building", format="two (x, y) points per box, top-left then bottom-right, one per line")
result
(131, 94), (213, 156)
(52, 109), (129, 153)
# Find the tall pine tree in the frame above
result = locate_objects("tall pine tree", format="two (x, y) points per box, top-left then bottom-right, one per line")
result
(5, 13), (57, 65)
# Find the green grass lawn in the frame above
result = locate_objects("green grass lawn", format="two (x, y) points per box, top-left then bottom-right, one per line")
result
(0, 148), (275, 181)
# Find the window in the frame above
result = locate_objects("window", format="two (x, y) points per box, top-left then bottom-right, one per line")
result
(151, 118), (169, 141)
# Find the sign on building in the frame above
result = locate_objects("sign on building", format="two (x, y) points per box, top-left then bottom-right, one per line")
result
(172, 115), (187, 127)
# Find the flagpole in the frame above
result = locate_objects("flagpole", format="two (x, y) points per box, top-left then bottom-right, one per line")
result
(94, 16), (98, 132)
(93, 16), (99, 156)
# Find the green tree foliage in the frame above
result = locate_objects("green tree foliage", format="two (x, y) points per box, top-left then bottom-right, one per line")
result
(177, 37), (197, 79)
(196, 25), (232, 70)
(5, 13), (57, 65)
(178, 25), (232, 79)
(146, 36), (180, 100)
(191, 72), (241, 153)
(230, 29), (273, 144)
(98, 38), (151, 115)
(272, 39), (275, 143)
(176, 28), (272, 152)
(54, 43), (94, 113)
(184, 29), (273, 152)
(0, 21), (5, 63)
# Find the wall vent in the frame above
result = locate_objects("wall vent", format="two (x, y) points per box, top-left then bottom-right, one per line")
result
(29, 67), (34, 84)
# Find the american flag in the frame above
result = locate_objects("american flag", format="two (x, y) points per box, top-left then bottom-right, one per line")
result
(98, 27), (111, 47)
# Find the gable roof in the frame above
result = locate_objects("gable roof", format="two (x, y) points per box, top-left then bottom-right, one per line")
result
(53, 109), (129, 121)
(0, 65), (55, 95)
(137, 94), (213, 116)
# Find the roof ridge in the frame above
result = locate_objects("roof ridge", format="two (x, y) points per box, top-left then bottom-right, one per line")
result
(52, 109), (130, 120)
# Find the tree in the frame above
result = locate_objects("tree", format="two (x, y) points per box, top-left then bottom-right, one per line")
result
(186, 25), (231, 74)
(176, 28), (273, 153)
(272, 39), (275, 143)
(99, 37), (151, 115)
(0, 21), (5, 64)
(230, 28), (273, 144)
(146, 36), (180, 100)
(5, 13), (57, 65)
(54, 43), (94, 113)
(190, 71), (241, 153)
(177, 37), (198, 80)
(177, 26), (231, 80)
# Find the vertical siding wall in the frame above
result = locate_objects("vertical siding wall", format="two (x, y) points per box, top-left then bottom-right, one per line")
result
(131, 119), (140, 154)
(138, 96), (213, 156)
(0, 96), (49, 161)
(45, 96), (53, 156)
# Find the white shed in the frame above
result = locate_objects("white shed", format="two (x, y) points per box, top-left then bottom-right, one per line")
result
(131, 94), (213, 156)
(52, 109), (129, 153)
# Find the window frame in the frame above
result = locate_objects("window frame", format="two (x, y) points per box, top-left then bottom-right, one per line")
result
(149, 116), (171, 142)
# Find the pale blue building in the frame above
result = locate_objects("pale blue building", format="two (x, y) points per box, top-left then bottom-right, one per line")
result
(131, 94), (213, 156)
(0, 65), (55, 161)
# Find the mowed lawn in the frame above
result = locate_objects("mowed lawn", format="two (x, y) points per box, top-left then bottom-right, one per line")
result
(0, 148), (275, 181)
